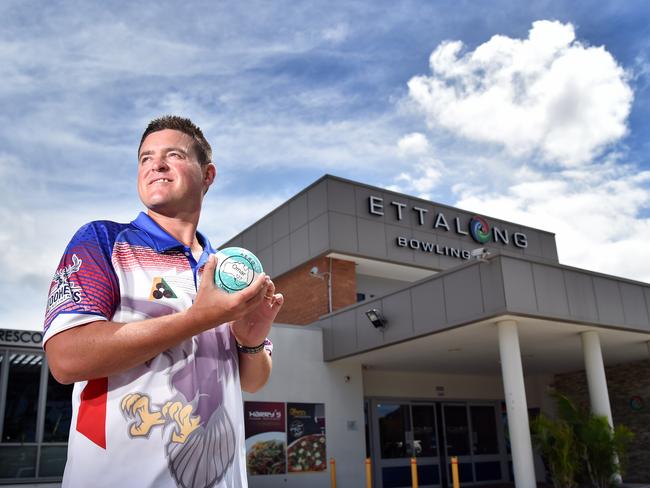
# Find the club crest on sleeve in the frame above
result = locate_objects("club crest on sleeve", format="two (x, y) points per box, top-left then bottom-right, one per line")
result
(47, 254), (83, 312)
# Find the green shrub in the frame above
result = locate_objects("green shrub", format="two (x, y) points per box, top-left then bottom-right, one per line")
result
(531, 392), (634, 488)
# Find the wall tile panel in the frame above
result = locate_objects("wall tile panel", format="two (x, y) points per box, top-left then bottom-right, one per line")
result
(443, 266), (484, 323)
(381, 290), (414, 343)
(329, 212), (358, 254)
(532, 264), (569, 317)
(593, 277), (625, 324)
(307, 181), (328, 220)
(564, 271), (598, 322)
(619, 282), (650, 328)
(289, 194), (309, 231)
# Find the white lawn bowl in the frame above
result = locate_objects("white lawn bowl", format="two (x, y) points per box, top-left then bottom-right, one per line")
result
(213, 247), (264, 293)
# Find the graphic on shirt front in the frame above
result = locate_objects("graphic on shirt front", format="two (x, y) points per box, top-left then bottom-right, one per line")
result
(149, 277), (178, 300)
(148, 273), (198, 302)
(47, 254), (83, 313)
(120, 332), (238, 488)
(121, 394), (199, 441)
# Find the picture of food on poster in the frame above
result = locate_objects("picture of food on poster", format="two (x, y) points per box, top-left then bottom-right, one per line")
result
(244, 402), (287, 476)
(287, 402), (327, 473)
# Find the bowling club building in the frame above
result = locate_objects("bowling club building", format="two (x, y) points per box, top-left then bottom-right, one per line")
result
(1, 174), (650, 487)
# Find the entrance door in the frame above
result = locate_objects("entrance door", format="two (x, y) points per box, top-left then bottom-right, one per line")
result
(441, 403), (504, 485)
(372, 401), (441, 488)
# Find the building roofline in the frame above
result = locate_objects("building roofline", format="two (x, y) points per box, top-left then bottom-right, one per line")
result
(220, 174), (556, 247)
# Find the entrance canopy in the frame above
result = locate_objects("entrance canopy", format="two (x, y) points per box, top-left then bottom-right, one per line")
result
(316, 252), (650, 373)
(349, 317), (650, 375)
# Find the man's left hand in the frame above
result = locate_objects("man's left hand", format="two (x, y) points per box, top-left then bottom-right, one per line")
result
(231, 277), (283, 347)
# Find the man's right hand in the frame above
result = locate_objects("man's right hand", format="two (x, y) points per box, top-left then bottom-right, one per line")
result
(188, 254), (271, 330)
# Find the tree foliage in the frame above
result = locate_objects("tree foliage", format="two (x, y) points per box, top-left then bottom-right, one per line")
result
(530, 392), (633, 488)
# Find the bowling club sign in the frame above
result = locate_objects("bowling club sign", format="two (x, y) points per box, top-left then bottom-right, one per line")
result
(368, 195), (528, 261)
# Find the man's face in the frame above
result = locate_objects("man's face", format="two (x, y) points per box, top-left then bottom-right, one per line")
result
(137, 129), (214, 215)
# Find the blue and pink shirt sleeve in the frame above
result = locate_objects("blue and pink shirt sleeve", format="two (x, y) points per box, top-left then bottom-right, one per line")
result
(43, 221), (122, 345)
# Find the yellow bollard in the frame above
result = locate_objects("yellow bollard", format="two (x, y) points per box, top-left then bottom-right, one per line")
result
(451, 456), (460, 488)
(365, 458), (372, 488)
(410, 457), (419, 488)
(329, 457), (336, 488)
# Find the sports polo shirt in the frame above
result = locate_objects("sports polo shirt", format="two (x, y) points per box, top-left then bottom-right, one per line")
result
(44, 212), (259, 488)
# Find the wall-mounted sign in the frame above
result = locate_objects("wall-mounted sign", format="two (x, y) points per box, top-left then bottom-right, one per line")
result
(287, 403), (327, 473)
(0, 329), (43, 347)
(244, 402), (287, 476)
(369, 196), (528, 249)
(396, 236), (472, 260)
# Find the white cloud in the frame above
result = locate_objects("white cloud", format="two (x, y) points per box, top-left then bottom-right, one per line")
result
(388, 133), (443, 199)
(388, 158), (443, 200)
(397, 132), (430, 156)
(454, 162), (650, 282)
(407, 20), (633, 166)
(322, 23), (349, 44)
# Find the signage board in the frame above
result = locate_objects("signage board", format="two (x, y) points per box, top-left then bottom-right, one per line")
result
(287, 402), (327, 473)
(244, 401), (287, 476)
(0, 329), (43, 348)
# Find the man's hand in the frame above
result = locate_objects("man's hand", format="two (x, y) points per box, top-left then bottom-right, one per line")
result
(230, 278), (284, 347)
(230, 276), (283, 393)
(189, 255), (276, 331)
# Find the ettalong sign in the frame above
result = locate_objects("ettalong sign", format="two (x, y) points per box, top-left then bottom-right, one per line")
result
(368, 195), (529, 255)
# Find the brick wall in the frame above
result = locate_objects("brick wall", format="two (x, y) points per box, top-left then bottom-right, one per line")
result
(273, 257), (357, 325)
(554, 359), (650, 482)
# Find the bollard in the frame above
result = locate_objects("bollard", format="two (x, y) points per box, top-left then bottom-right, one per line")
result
(451, 456), (460, 488)
(329, 457), (336, 488)
(365, 458), (372, 488)
(410, 457), (419, 488)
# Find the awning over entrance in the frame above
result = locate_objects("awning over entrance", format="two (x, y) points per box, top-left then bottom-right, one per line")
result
(316, 253), (650, 364)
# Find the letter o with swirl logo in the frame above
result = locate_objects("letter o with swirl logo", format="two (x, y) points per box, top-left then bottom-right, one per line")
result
(469, 216), (491, 244)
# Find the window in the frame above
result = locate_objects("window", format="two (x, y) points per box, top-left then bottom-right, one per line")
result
(0, 347), (73, 482)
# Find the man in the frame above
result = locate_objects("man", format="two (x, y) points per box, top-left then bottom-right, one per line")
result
(44, 116), (283, 488)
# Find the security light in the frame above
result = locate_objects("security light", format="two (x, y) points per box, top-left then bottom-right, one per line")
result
(365, 309), (386, 329)
(309, 264), (332, 314)
(470, 247), (490, 262)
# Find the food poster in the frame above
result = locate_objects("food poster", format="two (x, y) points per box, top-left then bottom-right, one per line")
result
(286, 402), (327, 472)
(244, 401), (287, 475)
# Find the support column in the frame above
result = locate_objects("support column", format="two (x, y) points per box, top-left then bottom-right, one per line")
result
(581, 330), (621, 484)
(497, 320), (536, 488)
(581, 331), (613, 427)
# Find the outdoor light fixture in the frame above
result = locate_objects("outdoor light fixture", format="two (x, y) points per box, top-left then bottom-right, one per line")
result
(365, 308), (386, 329)
(309, 264), (333, 314)
(470, 247), (491, 262)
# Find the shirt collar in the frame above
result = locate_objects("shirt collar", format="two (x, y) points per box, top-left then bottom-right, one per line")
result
(131, 212), (214, 254)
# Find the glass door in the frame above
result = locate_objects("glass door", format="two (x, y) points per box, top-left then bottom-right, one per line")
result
(469, 404), (503, 483)
(442, 404), (473, 484)
(411, 404), (441, 487)
(441, 403), (505, 485)
(372, 401), (441, 488)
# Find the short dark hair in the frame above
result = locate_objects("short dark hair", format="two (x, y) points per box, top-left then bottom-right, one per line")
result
(138, 115), (212, 165)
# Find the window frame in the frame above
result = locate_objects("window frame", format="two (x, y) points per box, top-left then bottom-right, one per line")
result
(0, 345), (69, 483)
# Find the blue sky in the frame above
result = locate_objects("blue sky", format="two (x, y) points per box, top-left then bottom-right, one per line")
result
(2, 0), (650, 330)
